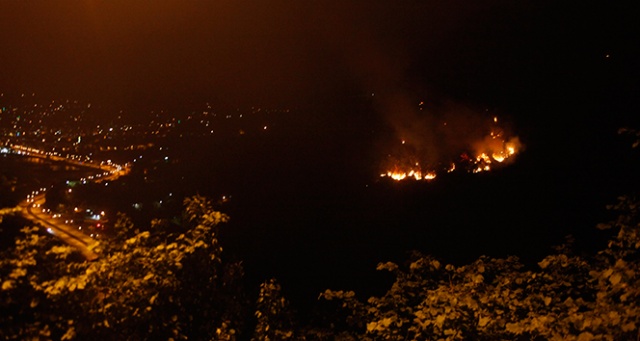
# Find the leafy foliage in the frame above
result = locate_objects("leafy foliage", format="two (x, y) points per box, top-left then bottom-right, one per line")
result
(320, 196), (640, 340)
(252, 278), (295, 341)
(0, 195), (246, 340)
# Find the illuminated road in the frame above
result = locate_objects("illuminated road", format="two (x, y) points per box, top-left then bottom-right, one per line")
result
(19, 193), (99, 261)
(12, 146), (130, 261)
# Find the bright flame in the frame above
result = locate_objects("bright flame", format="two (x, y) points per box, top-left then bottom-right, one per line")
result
(492, 153), (506, 162)
(476, 136), (520, 166)
(447, 163), (456, 173)
(381, 115), (521, 181)
(382, 167), (437, 181)
(476, 153), (491, 164)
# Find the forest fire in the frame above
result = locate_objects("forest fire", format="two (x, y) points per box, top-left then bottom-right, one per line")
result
(381, 168), (437, 181)
(471, 125), (520, 173)
(381, 115), (521, 181)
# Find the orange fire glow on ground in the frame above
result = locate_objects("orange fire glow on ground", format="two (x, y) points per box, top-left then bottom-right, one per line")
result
(381, 167), (437, 181)
(381, 116), (521, 181)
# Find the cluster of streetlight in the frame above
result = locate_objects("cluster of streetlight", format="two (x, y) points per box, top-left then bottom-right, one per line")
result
(19, 146), (131, 240)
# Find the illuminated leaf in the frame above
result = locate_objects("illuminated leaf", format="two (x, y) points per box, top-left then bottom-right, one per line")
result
(621, 322), (636, 332)
(609, 273), (622, 286)
(478, 316), (490, 327)
(505, 322), (523, 334)
(1, 280), (14, 290)
(61, 326), (76, 341)
(577, 332), (594, 341)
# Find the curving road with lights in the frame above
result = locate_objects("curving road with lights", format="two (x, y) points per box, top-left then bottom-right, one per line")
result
(12, 146), (130, 261)
(19, 192), (99, 261)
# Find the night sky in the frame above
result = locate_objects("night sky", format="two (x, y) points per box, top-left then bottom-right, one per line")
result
(0, 1), (636, 114)
(2, 1), (640, 303)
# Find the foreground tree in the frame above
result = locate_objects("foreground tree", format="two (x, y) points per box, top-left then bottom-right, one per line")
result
(320, 195), (640, 340)
(252, 278), (295, 341)
(0, 195), (248, 340)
